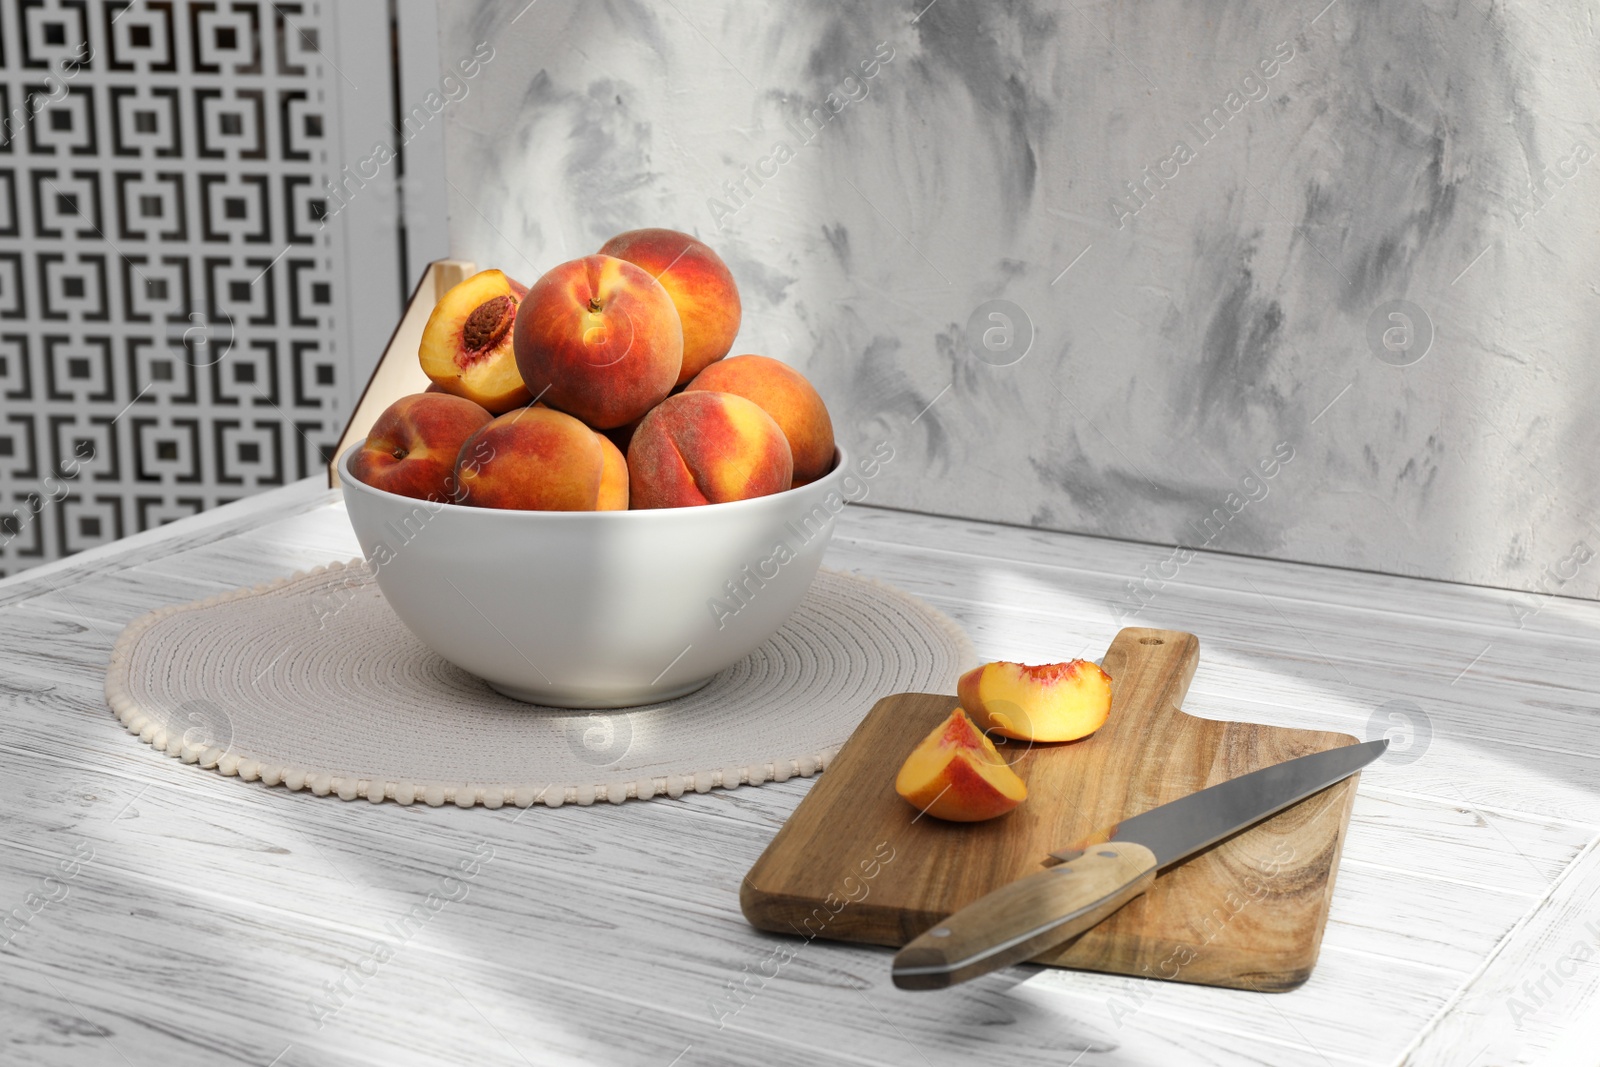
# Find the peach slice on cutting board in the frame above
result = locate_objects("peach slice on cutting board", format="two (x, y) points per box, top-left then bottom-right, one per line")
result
(957, 659), (1113, 743)
(894, 707), (1027, 822)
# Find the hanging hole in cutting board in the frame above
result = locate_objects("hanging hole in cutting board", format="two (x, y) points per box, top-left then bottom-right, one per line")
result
(1139, 637), (1164, 644)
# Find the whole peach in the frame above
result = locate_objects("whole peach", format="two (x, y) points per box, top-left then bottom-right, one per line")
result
(349, 393), (492, 502)
(599, 228), (741, 386)
(455, 406), (606, 511)
(628, 391), (792, 509)
(685, 354), (835, 485)
(512, 254), (682, 429)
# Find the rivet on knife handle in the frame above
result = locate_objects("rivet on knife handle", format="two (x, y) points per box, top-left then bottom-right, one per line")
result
(891, 841), (1159, 991)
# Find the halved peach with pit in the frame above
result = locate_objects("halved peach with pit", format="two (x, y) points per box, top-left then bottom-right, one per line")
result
(957, 660), (1113, 742)
(419, 269), (532, 414)
(894, 707), (1027, 822)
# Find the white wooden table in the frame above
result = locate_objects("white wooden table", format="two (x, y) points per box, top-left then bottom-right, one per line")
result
(3, 480), (1597, 1066)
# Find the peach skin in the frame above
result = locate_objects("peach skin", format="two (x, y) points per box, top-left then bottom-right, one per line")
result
(627, 391), (793, 509)
(455, 406), (607, 511)
(513, 254), (682, 429)
(895, 707), (1028, 822)
(419, 269), (532, 413)
(958, 660), (1114, 742)
(600, 381), (689, 453)
(685, 354), (835, 485)
(594, 430), (629, 510)
(348, 392), (492, 502)
(599, 228), (741, 386)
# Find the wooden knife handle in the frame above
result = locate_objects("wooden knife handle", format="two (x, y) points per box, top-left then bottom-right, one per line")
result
(891, 840), (1159, 990)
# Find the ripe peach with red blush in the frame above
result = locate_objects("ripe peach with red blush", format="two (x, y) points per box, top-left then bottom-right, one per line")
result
(627, 391), (792, 509)
(349, 393), (492, 502)
(512, 254), (682, 429)
(598, 228), (741, 386)
(686, 354), (835, 485)
(454, 406), (608, 511)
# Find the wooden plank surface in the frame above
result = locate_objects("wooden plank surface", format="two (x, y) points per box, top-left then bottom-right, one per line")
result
(743, 629), (1360, 990)
(2, 483), (1598, 1065)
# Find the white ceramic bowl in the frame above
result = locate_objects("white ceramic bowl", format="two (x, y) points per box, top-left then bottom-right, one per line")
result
(338, 442), (851, 708)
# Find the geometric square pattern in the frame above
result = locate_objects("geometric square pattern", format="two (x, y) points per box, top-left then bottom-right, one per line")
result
(0, 0), (365, 575)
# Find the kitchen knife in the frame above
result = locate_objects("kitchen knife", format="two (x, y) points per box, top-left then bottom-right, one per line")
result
(891, 737), (1388, 990)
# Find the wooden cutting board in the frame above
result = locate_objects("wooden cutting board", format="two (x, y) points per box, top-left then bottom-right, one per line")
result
(741, 627), (1363, 991)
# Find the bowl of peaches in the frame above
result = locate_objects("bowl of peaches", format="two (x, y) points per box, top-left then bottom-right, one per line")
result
(340, 229), (855, 708)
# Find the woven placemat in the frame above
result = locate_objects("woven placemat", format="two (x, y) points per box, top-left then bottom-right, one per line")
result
(104, 561), (974, 809)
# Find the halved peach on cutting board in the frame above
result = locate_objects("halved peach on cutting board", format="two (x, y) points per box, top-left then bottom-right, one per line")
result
(894, 707), (1027, 822)
(957, 659), (1113, 742)
(419, 269), (532, 414)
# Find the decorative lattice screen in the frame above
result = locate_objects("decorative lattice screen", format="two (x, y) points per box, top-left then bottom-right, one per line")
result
(0, 0), (391, 576)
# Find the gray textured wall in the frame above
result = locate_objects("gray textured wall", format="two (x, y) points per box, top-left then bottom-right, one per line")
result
(435, 0), (1600, 599)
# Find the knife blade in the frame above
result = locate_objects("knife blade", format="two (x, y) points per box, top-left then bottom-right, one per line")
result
(890, 738), (1388, 990)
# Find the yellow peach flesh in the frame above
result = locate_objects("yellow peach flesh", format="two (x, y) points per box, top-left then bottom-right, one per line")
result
(894, 708), (1027, 822)
(419, 270), (532, 414)
(958, 660), (1113, 742)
